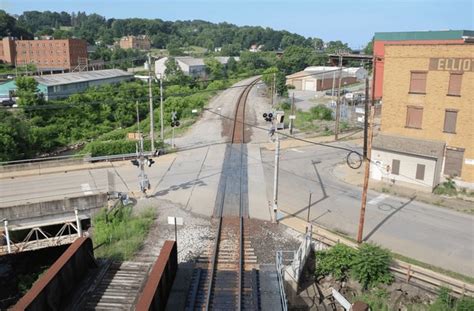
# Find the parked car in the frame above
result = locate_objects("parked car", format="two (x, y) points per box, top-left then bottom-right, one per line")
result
(0, 99), (14, 107)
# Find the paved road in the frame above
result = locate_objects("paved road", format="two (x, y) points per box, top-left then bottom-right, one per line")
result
(260, 142), (474, 277)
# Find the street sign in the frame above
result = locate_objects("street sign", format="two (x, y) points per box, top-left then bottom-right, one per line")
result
(171, 111), (178, 121)
(127, 132), (141, 140)
(289, 115), (296, 120)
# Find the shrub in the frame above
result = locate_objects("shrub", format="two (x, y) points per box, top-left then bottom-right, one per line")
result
(279, 101), (291, 110)
(316, 243), (356, 281)
(82, 139), (163, 156)
(351, 243), (394, 289)
(310, 104), (333, 121)
(433, 178), (457, 196)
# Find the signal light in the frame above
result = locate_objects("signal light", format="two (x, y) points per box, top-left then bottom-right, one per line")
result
(131, 159), (139, 167)
(147, 158), (155, 167)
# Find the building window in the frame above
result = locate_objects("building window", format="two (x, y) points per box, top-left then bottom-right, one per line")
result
(416, 164), (425, 180)
(391, 159), (400, 175)
(447, 73), (462, 96)
(405, 106), (423, 129)
(409, 71), (427, 94)
(443, 110), (458, 134)
(444, 148), (464, 177)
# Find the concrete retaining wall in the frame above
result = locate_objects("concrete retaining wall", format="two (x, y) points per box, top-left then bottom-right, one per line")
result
(0, 193), (108, 224)
(0, 158), (86, 173)
(12, 237), (97, 311)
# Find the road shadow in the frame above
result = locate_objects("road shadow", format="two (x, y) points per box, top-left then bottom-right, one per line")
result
(152, 179), (207, 197)
(279, 160), (329, 221)
(363, 196), (416, 241)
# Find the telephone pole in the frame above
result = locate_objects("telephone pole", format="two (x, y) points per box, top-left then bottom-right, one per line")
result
(148, 53), (155, 151)
(159, 73), (164, 140)
(357, 104), (375, 243)
(363, 77), (370, 158)
(334, 52), (343, 141)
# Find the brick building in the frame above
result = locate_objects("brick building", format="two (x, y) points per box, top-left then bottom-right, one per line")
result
(371, 44), (474, 190)
(372, 30), (473, 101)
(0, 37), (88, 72)
(119, 35), (151, 50)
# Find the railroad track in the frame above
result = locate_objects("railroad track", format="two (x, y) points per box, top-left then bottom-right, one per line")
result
(186, 78), (261, 310)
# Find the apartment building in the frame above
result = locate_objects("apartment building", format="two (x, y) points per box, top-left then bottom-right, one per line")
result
(119, 35), (151, 50)
(0, 37), (88, 72)
(371, 44), (474, 190)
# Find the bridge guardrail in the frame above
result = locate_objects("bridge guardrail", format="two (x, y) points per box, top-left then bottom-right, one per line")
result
(12, 237), (97, 311)
(135, 240), (178, 311)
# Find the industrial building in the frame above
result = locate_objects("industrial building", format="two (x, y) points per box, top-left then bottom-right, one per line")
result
(155, 56), (239, 78)
(119, 35), (151, 50)
(372, 30), (474, 100)
(0, 37), (88, 72)
(285, 66), (367, 92)
(0, 69), (133, 100)
(371, 43), (474, 190)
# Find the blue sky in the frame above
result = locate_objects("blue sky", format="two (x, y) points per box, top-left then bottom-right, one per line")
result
(2, 0), (473, 48)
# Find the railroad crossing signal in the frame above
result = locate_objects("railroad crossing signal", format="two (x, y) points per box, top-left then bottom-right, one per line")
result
(146, 157), (155, 167)
(171, 111), (180, 127)
(263, 112), (273, 122)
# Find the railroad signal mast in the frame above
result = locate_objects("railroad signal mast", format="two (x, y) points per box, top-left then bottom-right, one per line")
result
(263, 111), (283, 223)
(131, 135), (155, 194)
(170, 111), (180, 148)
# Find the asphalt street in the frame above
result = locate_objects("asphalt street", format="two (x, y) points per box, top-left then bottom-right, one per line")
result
(260, 142), (474, 277)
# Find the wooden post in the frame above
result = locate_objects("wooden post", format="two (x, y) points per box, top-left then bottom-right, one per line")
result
(335, 54), (343, 140)
(357, 105), (375, 243)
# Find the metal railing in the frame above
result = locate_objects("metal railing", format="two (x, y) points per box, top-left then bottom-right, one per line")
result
(275, 250), (291, 311)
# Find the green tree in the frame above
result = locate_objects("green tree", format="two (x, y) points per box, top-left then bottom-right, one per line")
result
(16, 76), (43, 107)
(364, 38), (374, 55)
(0, 110), (31, 161)
(325, 40), (351, 54)
(164, 57), (189, 85)
(261, 67), (287, 97)
(205, 57), (225, 80)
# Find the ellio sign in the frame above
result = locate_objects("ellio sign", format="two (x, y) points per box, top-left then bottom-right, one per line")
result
(429, 58), (474, 72)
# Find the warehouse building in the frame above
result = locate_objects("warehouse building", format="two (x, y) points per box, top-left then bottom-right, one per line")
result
(155, 56), (239, 78)
(0, 37), (88, 72)
(371, 43), (474, 190)
(285, 66), (367, 92)
(0, 69), (133, 101)
(372, 30), (474, 100)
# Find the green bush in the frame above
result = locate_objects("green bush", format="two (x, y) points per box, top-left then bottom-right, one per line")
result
(351, 243), (394, 289)
(279, 101), (291, 110)
(82, 139), (163, 156)
(433, 178), (457, 196)
(353, 288), (391, 311)
(316, 243), (356, 281)
(310, 104), (333, 121)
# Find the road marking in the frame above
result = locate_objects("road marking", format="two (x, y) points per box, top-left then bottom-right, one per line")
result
(81, 183), (93, 195)
(291, 148), (304, 153)
(368, 194), (389, 205)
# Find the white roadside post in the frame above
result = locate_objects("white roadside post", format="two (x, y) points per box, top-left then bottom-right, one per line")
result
(74, 209), (83, 237)
(273, 128), (280, 223)
(159, 73), (164, 140)
(4, 220), (11, 254)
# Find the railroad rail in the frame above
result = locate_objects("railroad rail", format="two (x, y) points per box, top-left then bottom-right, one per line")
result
(186, 78), (261, 310)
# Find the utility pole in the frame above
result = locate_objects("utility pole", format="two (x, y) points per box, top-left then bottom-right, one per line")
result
(272, 72), (276, 106)
(334, 52), (343, 141)
(159, 73), (164, 140)
(363, 77), (370, 158)
(148, 53), (155, 152)
(357, 105), (375, 243)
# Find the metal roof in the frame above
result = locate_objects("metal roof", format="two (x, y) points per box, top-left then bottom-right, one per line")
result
(374, 30), (474, 41)
(372, 134), (445, 159)
(34, 69), (133, 86)
(175, 56), (239, 67)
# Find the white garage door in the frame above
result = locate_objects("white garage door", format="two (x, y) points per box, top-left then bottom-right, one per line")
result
(304, 80), (316, 91)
